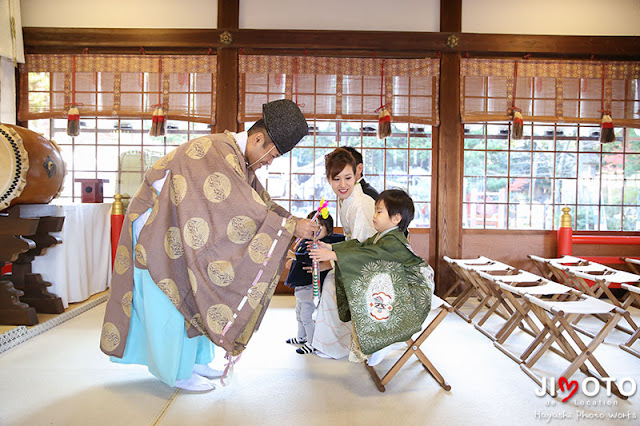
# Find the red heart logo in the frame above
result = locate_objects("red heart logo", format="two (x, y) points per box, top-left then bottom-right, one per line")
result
(558, 377), (578, 402)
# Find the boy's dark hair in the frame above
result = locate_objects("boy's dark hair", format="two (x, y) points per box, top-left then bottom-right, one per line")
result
(306, 210), (334, 235)
(324, 147), (356, 179)
(341, 146), (363, 165)
(376, 189), (415, 233)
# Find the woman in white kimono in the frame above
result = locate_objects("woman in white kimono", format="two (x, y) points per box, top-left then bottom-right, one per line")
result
(311, 148), (377, 360)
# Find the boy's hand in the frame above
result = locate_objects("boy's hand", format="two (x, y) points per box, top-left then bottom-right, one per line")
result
(305, 240), (331, 251)
(309, 245), (337, 262)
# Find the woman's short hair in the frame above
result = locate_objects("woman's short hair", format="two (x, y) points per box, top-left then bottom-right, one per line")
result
(324, 147), (357, 179)
(376, 189), (415, 233)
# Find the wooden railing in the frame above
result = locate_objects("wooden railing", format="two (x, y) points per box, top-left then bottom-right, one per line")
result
(110, 194), (125, 270)
(557, 207), (640, 264)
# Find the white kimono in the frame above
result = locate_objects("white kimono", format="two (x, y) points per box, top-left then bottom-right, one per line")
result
(312, 184), (376, 359)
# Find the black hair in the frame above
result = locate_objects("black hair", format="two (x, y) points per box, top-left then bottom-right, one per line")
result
(340, 146), (363, 165)
(375, 189), (415, 233)
(247, 119), (273, 146)
(306, 209), (334, 235)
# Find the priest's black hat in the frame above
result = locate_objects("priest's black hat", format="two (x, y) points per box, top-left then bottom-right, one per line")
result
(262, 99), (308, 154)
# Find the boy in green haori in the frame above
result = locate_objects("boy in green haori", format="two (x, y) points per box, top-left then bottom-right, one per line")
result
(310, 189), (434, 363)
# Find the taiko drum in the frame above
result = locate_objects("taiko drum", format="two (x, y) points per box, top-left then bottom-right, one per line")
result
(0, 123), (66, 210)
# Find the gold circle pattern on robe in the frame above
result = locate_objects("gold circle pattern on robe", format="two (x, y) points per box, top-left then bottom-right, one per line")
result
(186, 137), (212, 159)
(285, 216), (297, 235)
(206, 304), (233, 334)
(251, 188), (266, 207)
(227, 215), (257, 244)
(248, 281), (269, 309)
(164, 227), (184, 259)
(134, 243), (147, 266)
(248, 232), (272, 264)
(190, 313), (208, 335)
(225, 153), (245, 179)
(121, 291), (133, 318)
(170, 175), (188, 206)
(152, 149), (176, 170)
(207, 260), (234, 287)
(203, 172), (232, 203)
(183, 217), (209, 250)
(152, 157), (167, 170)
(100, 322), (121, 352)
(114, 245), (130, 275)
(188, 268), (198, 293)
(157, 278), (181, 307)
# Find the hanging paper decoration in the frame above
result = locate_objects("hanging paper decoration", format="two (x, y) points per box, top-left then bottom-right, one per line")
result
(67, 56), (80, 136)
(511, 108), (524, 140)
(509, 61), (524, 141)
(377, 59), (392, 139)
(149, 57), (165, 137)
(599, 65), (615, 144)
(150, 107), (166, 137)
(66, 105), (80, 136)
(378, 108), (391, 139)
(600, 112), (615, 143)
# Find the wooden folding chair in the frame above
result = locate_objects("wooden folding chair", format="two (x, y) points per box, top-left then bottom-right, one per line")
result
(622, 257), (640, 275)
(528, 254), (587, 282)
(476, 271), (572, 354)
(619, 283), (640, 359)
(484, 275), (582, 364)
(472, 269), (545, 341)
(519, 293), (628, 399)
(365, 296), (453, 393)
(554, 263), (638, 336)
(443, 256), (513, 323)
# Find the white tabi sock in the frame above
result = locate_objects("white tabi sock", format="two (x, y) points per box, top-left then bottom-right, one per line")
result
(174, 373), (215, 392)
(366, 345), (394, 367)
(193, 364), (224, 379)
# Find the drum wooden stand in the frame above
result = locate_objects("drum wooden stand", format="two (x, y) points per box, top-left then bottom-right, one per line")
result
(0, 204), (65, 325)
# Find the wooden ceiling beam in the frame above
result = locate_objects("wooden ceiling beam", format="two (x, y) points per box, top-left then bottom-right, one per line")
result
(22, 28), (640, 58)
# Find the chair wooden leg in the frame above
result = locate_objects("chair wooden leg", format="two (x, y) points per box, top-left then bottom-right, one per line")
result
(365, 363), (386, 392)
(364, 307), (452, 392)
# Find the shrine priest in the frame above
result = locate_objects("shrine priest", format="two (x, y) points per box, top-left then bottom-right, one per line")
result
(101, 99), (318, 392)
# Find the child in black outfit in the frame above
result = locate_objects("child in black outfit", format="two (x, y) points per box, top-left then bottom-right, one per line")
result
(284, 211), (344, 354)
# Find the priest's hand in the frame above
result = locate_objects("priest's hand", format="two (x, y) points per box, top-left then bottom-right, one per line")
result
(294, 218), (319, 239)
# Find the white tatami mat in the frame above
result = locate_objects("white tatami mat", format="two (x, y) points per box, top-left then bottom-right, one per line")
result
(1, 295), (639, 426)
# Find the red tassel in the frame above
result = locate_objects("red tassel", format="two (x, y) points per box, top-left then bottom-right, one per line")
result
(67, 106), (80, 136)
(510, 109), (523, 140)
(150, 107), (166, 137)
(600, 113), (615, 143)
(377, 108), (391, 139)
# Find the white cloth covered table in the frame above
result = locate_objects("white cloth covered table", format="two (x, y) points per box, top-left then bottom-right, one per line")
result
(31, 203), (112, 308)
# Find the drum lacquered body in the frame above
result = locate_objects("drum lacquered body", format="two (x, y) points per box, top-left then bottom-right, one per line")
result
(0, 123), (66, 210)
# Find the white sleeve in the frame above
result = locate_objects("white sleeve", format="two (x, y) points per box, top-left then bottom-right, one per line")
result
(349, 204), (376, 243)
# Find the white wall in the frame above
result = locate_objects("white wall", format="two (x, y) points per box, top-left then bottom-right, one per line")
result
(20, 0), (217, 28)
(239, 0), (440, 32)
(462, 0), (640, 36)
(19, 0), (640, 35)
(0, 57), (16, 124)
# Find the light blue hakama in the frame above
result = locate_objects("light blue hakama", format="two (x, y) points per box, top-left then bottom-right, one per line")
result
(111, 219), (214, 386)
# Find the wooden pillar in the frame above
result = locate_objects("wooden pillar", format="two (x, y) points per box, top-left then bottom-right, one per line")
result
(435, 0), (463, 295)
(214, 0), (239, 133)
